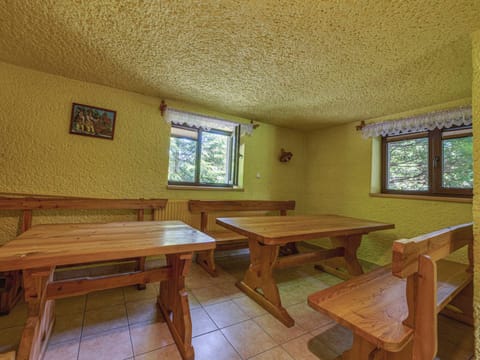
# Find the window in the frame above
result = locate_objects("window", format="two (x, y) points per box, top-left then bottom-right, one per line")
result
(382, 126), (472, 197)
(167, 112), (241, 187)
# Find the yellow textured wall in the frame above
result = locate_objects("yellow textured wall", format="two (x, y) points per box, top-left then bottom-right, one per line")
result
(472, 30), (480, 358)
(304, 101), (473, 265)
(0, 61), (306, 244)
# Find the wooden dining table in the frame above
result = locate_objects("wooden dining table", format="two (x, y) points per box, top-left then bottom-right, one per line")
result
(0, 220), (215, 360)
(216, 214), (394, 327)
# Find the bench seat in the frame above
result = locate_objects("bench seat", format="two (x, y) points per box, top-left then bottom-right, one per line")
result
(309, 259), (470, 353)
(308, 223), (473, 359)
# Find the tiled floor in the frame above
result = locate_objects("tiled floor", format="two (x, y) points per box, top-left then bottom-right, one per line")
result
(0, 251), (474, 359)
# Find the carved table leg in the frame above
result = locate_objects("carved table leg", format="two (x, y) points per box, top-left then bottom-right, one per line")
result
(135, 257), (147, 290)
(236, 237), (294, 327)
(17, 267), (55, 360)
(158, 253), (194, 360)
(316, 235), (364, 278)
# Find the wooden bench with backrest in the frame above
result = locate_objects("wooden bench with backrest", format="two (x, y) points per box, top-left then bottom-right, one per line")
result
(188, 200), (296, 276)
(308, 223), (473, 360)
(0, 196), (167, 314)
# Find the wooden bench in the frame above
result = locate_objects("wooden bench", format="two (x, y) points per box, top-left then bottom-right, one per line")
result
(188, 200), (296, 276)
(308, 223), (473, 360)
(0, 196), (167, 315)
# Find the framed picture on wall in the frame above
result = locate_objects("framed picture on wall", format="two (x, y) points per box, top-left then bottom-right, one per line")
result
(70, 103), (116, 140)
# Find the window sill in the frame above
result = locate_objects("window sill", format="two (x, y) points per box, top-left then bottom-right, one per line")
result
(369, 193), (472, 203)
(167, 185), (244, 191)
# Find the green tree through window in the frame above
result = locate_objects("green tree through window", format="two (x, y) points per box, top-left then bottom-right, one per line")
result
(382, 126), (472, 197)
(168, 124), (239, 187)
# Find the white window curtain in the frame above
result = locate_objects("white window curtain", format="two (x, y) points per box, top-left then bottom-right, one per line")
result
(361, 106), (472, 138)
(164, 108), (254, 136)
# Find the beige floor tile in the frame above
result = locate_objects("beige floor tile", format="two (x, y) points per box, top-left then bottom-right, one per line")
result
(0, 326), (23, 353)
(79, 327), (133, 360)
(190, 285), (232, 306)
(50, 312), (83, 344)
(278, 284), (310, 307)
(44, 339), (79, 360)
(282, 333), (337, 360)
(187, 291), (201, 309)
(309, 321), (338, 337)
(211, 267), (239, 284)
(253, 313), (307, 343)
(287, 302), (334, 331)
(232, 296), (267, 318)
(250, 346), (295, 360)
(134, 343), (182, 359)
(221, 319), (277, 359)
(124, 283), (158, 303)
(309, 324), (352, 356)
(215, 281), (244, 299)
(312, 272), (343, 287)
(204, 301), (249, 328)
(130, 321), (174, 355)
(55, 295), (86, 316)
(186, 265), (217, 289)
(86, 288), (125, 311)
(0, 303), (27, 330)
(192, 330), (241, 360)
(191, 307), (218, 337)
(82, 303), (128, 337)
(126, 299), (163, 325)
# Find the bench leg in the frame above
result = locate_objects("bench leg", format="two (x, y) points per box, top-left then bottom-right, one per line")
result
(18, 267), (56, 360)
(196, 250), (217, 277)
(135, 257), (147, 290)
(158, 253), (194, 360)
(0, 270), (23, 315)
(279, 242), (298, 256)
(441, 282), (473, 326)
(237, 237), (294, 327)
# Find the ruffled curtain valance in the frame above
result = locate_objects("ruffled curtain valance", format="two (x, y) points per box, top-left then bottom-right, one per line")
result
(361, 106), (472, 138)
(164, 108), (254, 136)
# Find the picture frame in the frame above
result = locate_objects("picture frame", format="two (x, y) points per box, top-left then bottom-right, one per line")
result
(70, 103), (116, 140)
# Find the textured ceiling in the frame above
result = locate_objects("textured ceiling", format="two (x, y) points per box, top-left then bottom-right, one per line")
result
(0, 1), (479, 130)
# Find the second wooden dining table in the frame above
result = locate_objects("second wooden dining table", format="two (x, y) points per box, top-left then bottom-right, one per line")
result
(216, 214), (394, 327)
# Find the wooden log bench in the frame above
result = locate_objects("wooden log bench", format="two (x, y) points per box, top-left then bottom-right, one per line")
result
(308, 223), (473, 360)
(188, 200), (296, 276)
(0, 196), (167, 315)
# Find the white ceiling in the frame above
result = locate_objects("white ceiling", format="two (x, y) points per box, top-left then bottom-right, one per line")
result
(0, 0), (479, 130)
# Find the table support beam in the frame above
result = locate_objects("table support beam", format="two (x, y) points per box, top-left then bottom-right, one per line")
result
(47, 267), (173, 299)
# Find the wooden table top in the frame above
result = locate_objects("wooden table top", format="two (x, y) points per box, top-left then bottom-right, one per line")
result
(0, 221), (215, 271)
(216, 215), (394, 245)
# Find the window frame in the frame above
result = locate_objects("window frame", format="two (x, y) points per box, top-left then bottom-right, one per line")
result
(381, 126), (472, 197)
(168, 123), (240, 188)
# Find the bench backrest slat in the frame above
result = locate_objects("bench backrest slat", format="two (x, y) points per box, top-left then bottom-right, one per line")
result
(392, 223), (473, 278)
(0, 197), (168, 234)
(0, 197), (168, 210)
(188, 200), (295, 213)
